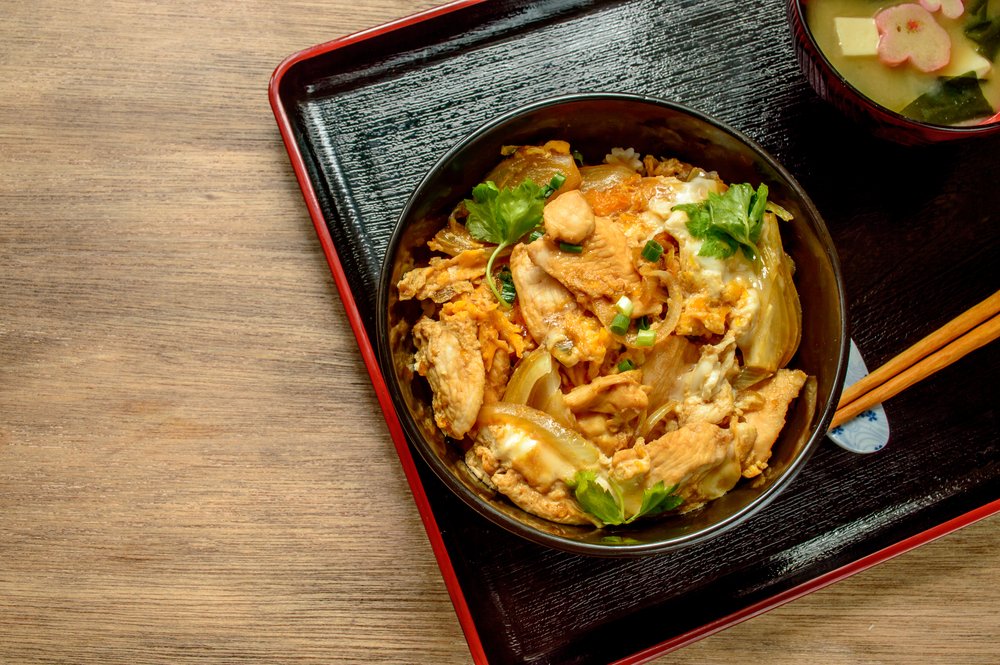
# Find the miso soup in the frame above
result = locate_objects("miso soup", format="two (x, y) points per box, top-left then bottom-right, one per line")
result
(806, 0), (1000, 125)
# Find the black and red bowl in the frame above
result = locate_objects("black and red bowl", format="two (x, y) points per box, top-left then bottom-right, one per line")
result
(787, 0), (1000, 145)
(376, 93), (848, 557)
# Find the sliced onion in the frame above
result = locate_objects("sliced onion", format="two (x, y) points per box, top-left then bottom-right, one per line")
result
(477, 402), (603, 487)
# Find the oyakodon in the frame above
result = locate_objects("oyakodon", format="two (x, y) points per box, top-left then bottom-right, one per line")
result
(395, 140), (812, 527)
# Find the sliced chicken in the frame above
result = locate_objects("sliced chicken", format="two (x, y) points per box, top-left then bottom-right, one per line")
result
(465, 443), (594, 525)
(526, 216), (643, 318)
(509, 245), (610, 367)
(739, 368), (808, 478)
(411, 315), (485, 439)
(543, 189), (595, 245)
(565, 370), (650, 455)
(397, 249), (488, 303)
(641, 421), (741, 510)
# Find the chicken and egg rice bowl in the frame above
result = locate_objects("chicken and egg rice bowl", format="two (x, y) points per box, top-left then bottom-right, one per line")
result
(395, 140), (813, 528)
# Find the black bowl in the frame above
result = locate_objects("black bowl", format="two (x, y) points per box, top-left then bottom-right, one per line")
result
(376, 93), (848, 557)
(787, 0), (1000, 145)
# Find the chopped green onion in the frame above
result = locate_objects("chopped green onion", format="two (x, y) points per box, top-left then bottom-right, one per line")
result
(496, 267), (517, 305)
(559, 242), (583, 253)
(617, 359), (635, 372)
(572, 149), (584, 165)
(615, 295), (634, 317)
(609, 313), (630, 336)
(528, 229), (544, 243)
(542, 173), (567, 198)
(641, 239), (664, 262)
(635, 328), (656, 347)
(637, 315), (650, 331)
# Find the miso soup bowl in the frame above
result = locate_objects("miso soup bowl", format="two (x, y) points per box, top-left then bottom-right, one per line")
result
(787, 0), (1000, 145)
(376, 93), (848, 557)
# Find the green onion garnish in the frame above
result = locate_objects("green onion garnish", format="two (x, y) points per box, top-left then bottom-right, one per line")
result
(528, 229), (544, 243)
(637, 315), (650, 331)
(615, 295), (634, 317)
(496, 267), (517, 305)
(559, 242), (583, 253)
(541, 173), (567, 198)
(641, 239), (664, 262)
(609, 313), (630, 336)
(617, 359), (635, 372)
(635, 328), (656, 347)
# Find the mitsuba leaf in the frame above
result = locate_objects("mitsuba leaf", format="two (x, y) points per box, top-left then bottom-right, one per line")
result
(903, 72), (995, 125)
(675, 183), (768, 261)
(496, 180), (547, 243)
(464, 181), (504, 244)
(462, 174), (565, 305)
(570, 472), (683, 526)
(626, 482), (682, 523)
(569, 470), (625, 526)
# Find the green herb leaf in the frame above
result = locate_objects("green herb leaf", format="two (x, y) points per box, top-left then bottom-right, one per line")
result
(675, 183), (768, 261)
(625, 482), (682, 523)
(903, 72), (995, 125)
(463, 175), (563, 304)
(569, 470), (624, 526)
(464, 182), (504, 244)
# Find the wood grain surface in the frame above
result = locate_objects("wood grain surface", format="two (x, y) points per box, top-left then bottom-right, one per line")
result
(1, 1), (997, 664)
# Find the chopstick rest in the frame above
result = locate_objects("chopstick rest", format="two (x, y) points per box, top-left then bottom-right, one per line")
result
(829, 289), (1000, 449)
(827, 339), (891, 454)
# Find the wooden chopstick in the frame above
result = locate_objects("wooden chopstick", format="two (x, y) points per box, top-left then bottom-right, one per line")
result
(831, 289), (1000, 428)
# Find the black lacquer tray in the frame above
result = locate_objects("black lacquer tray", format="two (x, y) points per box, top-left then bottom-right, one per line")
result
(269, 1), (1000, 663)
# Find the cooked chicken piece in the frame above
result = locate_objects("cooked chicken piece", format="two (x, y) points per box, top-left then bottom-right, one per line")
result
(509, 245), (610, 367)
(527, 216), (640, 307)
(483, 346), (511, 406)
(411, 315), (485, 439)
(468, 440), (594, 525)
(466, 408), (600, 525)
(397, 249), (488, 303)
(492, 467), (594, 525)
(565, 370), (650, 455)
(543, 190), (595, 245)
(564, 370), (648, 413)
(739, 368), (807, 478)
(641, 421), (741, 510)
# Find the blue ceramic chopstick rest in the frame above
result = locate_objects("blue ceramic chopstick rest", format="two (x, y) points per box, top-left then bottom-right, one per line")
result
(827, 339), (890, 453)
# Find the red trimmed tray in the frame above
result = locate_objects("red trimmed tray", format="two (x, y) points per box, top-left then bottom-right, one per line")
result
(269, 1), (1000, 663)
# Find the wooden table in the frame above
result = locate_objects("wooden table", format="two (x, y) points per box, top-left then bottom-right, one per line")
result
(1, 1), (997, 663)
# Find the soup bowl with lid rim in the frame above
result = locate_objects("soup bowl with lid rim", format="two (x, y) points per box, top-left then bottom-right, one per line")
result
(787, 0), (1000, 145)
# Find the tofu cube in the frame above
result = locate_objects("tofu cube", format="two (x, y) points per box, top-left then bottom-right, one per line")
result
(940, 46), (993, 79)
(835, 17), (879, 57)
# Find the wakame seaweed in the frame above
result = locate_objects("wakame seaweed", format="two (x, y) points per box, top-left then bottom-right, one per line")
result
(903, 72), (994, 125)
(965, 0), (1000, 61)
